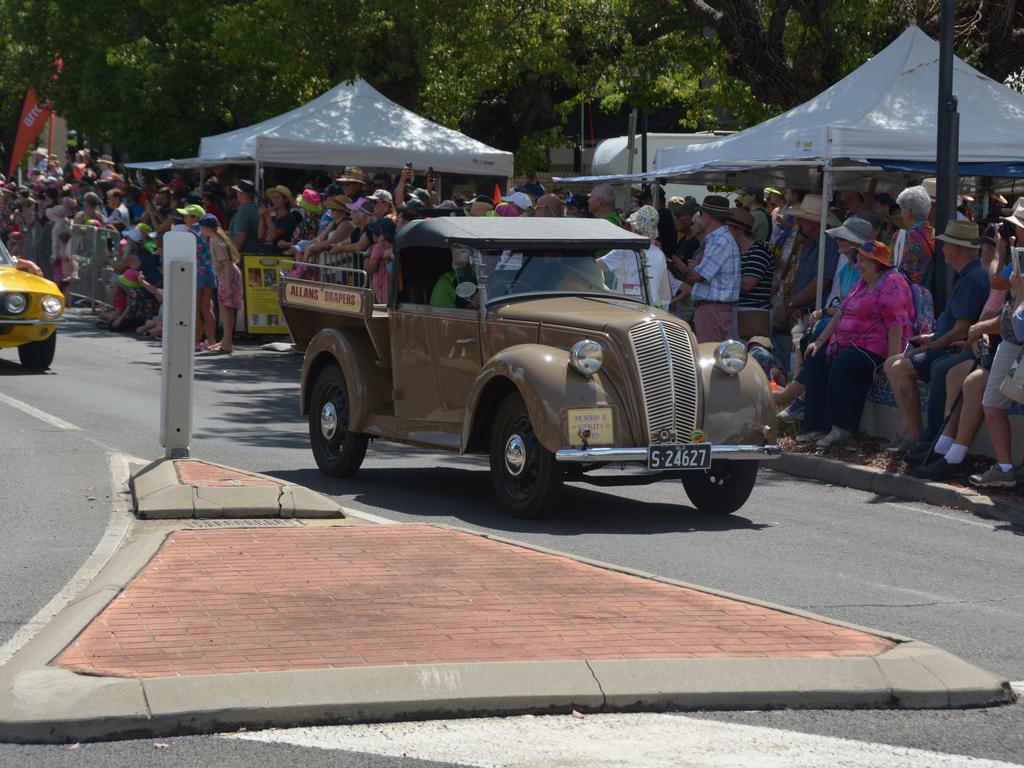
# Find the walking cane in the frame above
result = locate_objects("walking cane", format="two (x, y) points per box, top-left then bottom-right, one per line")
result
(913, 351), (982, 468)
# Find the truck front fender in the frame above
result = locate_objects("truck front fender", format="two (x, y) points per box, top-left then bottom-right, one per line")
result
(461, 344), (622, 455)
(697, 342), (776, 446)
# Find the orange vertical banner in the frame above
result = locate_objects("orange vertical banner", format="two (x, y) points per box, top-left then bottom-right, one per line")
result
(7, 89), (53, 179)
(492, 184), (502, 206)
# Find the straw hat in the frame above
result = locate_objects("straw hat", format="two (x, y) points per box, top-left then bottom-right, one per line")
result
(335, 166), (367, 185)
(268, 185), (293, 204)
(783, 193), (840, 227)
(935, 220), (982, 250)
(324, 194), (353, 211)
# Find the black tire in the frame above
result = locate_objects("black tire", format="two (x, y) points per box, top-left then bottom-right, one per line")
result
(681, 460), (759, 515)
(489, 393), (564, 518)
(308, 364), (369, 478)
(17, 333), (56, 371)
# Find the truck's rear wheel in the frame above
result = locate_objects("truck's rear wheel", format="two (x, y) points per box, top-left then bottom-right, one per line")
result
(309, 364), (368, 478)
(17, 333), (56, 371)
(489, 393), (563, 518)
(681, 460), (758, 515)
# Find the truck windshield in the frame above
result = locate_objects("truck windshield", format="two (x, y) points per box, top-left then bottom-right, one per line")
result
(477, 248), (650, 305)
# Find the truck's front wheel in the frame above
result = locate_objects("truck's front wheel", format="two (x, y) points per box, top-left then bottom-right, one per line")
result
(309, 364), (369, 478)
(681, 460), (758, 515)
(489, 393), (563, 518)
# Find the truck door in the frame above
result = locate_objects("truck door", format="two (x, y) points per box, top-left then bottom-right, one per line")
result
(391, 304), (481, 423)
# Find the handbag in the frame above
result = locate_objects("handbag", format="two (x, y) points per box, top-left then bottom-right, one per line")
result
(999, 346), (1024, 405)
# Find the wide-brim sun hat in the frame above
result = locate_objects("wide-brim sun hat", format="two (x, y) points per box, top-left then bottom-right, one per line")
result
(784, 193), (840, 227)
(324, 194), (353, 211)
(1001, 197), (1024, 229)
(825, 216), (873, 245)
(935, 219), (982, 249)
(855, 240), (894, 267)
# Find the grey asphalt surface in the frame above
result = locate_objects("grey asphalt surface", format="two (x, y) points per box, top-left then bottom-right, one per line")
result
(0, 311), (1021, 767)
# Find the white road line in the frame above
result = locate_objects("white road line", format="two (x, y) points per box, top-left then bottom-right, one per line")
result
(231, 712), (1022, 768)
(888, 502), (1001, 529)
(0, 452), (140, 668)
(0, 391), (82, 431)
(340, 506), (399, 525)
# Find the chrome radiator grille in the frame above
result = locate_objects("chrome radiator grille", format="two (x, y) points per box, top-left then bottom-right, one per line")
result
(628, 320), (699, 443)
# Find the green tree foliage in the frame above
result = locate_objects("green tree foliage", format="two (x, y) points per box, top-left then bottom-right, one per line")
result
(2, 0), (1021, 172)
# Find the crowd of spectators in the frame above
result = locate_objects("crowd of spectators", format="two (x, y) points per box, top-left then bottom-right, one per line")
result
(3, 144), (1023, 488)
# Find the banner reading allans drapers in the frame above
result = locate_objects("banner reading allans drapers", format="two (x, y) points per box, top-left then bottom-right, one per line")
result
(7, 89), (53, 179)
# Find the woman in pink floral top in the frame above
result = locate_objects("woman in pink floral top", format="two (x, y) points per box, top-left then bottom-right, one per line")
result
(795, 240), (914, 447)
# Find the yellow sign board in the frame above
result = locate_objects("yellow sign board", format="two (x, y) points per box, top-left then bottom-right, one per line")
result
(242, 254), (289, 334)
(566, 407), (614, 446)
(282, 279), (364, 316)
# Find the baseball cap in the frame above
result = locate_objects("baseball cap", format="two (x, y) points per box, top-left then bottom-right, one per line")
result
(176, 204), (205, 217)
(504, 191), (533, 211)
(197, 213), (220, 229)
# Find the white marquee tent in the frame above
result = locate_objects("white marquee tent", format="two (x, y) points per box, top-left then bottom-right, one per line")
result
(558, 25), (1024, 188)
(655, 25), (1024, 176)
(197, 78), (513, 178)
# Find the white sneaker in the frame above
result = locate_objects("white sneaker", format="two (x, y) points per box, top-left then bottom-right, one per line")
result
(816, 428), (850, 448)
(795, 430), (827, 444)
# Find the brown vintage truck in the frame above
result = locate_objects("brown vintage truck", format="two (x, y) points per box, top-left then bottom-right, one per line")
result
(281, 217), (780, 518)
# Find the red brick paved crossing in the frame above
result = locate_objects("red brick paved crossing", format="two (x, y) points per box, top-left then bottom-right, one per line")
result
(55, 525), (894, 678)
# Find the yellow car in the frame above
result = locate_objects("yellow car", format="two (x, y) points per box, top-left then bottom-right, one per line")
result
(0, 238), (64, 370)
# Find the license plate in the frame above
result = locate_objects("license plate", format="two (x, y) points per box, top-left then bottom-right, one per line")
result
(647, 443), (713, 471)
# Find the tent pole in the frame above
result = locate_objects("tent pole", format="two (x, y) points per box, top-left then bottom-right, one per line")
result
(815, 160), (833, 311)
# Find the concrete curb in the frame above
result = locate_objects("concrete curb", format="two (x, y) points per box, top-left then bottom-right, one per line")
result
(0, 525), (1014, 744)
(131, 458), (342, 520)
(774, 452), (1024, 528)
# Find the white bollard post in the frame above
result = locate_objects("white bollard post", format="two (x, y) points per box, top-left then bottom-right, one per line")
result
(160, 231), (197, 458)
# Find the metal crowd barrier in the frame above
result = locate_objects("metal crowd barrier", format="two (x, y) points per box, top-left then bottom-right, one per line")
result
(68, 224), (119, 310)
(275, 256), (369, 289)
(318, 251), (367, 286)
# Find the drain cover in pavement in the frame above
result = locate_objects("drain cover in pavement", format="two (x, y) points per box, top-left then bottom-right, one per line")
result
(187, 519), (302, 528)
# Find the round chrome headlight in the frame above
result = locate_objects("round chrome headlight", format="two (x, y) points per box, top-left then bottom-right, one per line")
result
(41, 295), (63, 316)
(714, 339), (748, 375)
(3, 293), (27, 314)
(570, 339), (604, 376)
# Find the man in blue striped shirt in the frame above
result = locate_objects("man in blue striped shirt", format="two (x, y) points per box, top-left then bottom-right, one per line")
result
(679, 195), (741, 342)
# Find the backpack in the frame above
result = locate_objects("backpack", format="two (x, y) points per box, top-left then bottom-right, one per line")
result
(880, 267), (934, 336)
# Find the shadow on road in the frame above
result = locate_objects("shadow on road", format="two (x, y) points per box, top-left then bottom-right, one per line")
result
(269, 463), (772, 535)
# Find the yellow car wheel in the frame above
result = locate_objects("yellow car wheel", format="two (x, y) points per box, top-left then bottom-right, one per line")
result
(17, 333), (57, 371)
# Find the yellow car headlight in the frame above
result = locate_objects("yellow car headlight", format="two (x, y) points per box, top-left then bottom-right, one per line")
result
(41, 295), (63, 316)
(3, 293), (27, 314)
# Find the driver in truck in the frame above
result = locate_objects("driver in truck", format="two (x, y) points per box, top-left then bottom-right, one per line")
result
(430, 245), (478, 308)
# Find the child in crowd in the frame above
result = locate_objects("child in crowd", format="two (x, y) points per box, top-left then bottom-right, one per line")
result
(52, 230), (75, 298)
(365, 218), (397, 304)
(135, 276), (164, 339)
(747, 336), (787, 387)
(198, 214), (243, 354)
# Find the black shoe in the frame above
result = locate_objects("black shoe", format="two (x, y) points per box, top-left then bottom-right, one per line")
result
(904, 441), (938, 465)
(899, 439), (927, 458)
(910, 458), (971, 482)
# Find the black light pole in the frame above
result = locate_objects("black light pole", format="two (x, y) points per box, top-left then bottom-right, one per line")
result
(933, 0), (959, 310)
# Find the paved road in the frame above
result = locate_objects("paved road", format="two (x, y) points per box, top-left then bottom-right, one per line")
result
(0, 312), (1021, 767)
